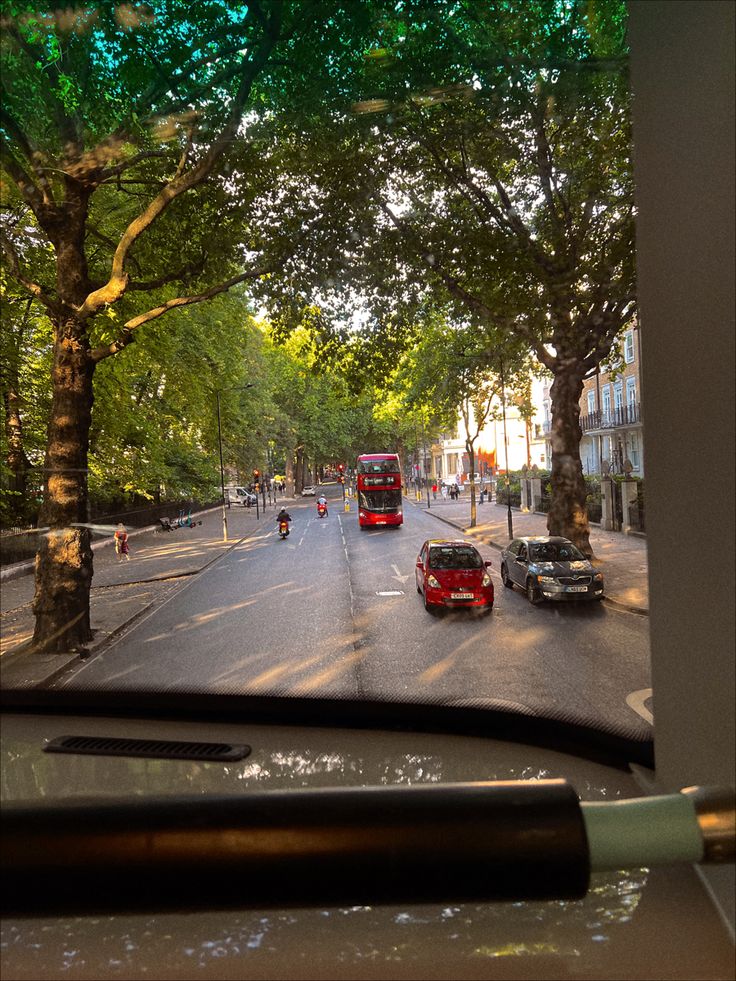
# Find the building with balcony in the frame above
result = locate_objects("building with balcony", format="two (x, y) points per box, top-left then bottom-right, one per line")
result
(579, 324), (644, 476)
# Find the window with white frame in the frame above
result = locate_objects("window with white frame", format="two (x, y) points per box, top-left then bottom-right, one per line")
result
(587, 390), (596, 415)
(628, 432), (640, 468)
(624, 330), (635, 363)
(614, 382), (623, 410)
(602, 385), (611, 422)
(626, 376), (637, 407)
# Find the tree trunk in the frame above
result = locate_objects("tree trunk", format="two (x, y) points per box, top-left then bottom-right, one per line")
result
(546, 361), (592, 557)
(294, 446), (304, 495)
(32, 317), (95, 651)
(3, 385), (31, 507)
(285, 445), (295, 498)
(468, 443), (477, 527)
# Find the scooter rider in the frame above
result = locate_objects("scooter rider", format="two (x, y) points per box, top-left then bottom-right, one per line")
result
(277, 506), (292, 532)
(317, 493), (328, 516)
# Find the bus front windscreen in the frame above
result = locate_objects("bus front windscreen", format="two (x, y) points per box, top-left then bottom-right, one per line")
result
(357, 459), (399, 474)
(359, 488), (402, 513)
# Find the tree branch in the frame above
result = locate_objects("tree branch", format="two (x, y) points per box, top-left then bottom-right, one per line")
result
(0, 135), (46, 217)
(89, 262), (277, 363)
(126, 255), (207, 291)
(0, 229), (57, 311)
(76, 11), (282, 320)
(99, 149), (176, 182)
(0, 106), (56, 207)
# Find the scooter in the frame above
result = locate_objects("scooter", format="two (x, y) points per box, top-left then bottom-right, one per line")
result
(317, 502), (327, 518)
(278, 520), (290, 540)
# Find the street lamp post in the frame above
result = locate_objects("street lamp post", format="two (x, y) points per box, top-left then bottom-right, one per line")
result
(215, 383), (254, 542)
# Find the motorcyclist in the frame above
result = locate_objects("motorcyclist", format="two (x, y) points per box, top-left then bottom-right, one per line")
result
(277, 507), (292, 531)
(317, 494), (328, 516)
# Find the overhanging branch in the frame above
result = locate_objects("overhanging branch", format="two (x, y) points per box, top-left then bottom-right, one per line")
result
(76, 9), (282, 321)
(89, 262), (277, 363)
(0, 229), (57, 311)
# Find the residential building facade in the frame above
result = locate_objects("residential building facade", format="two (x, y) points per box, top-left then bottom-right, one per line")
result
(579, 324), (644, 476)
(431, 377), (549, 480)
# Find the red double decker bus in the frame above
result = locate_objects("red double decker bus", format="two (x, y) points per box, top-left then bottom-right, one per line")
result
(356, 453), (403, 528)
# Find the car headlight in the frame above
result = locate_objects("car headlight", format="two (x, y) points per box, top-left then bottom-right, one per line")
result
(594, 573), (604, 581)
(482, 573), (492, 586)
(427, 575), (441, 589)
(537, 575), (556, 584)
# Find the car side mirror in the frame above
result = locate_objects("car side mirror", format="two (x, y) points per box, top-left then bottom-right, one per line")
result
(516, 556), (527, 564)
(416, 560), (423, 568)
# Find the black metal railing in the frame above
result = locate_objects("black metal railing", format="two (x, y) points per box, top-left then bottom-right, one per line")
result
(628, 482), (646, 532)
(580, 402), (641, 432)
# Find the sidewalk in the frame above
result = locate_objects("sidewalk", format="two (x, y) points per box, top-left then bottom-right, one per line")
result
(407, 492), (649, 616)
(0, 500), (292, 688)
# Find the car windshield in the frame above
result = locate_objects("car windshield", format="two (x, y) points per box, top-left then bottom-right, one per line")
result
(0, 1), (653, 745)
(430, 547), (484, 571)
(530, 543), (586, 563)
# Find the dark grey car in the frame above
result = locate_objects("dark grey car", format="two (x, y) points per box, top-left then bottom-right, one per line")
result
(499, 536), (605, 605)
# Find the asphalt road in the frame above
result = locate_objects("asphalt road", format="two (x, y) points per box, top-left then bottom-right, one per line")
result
(60, 487), (652, 734)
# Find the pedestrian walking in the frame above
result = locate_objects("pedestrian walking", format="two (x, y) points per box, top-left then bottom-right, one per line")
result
(441, 483), (448, 500)
(114, 523), (130, 561)
(432, 481), (437, 500)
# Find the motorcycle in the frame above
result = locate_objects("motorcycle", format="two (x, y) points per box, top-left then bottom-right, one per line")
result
(317, 502), (327, 518)
(278, 520), (290, 540)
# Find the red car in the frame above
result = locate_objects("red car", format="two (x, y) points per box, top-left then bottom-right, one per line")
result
(415, 539), (494, 614)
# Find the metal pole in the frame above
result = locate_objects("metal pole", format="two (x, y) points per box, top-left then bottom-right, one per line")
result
(216, 390), (228, 542)
(500, 359), (514, 540)
(421, 415), (430, 508)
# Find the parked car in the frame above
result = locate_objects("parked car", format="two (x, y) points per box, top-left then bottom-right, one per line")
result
(500, 536), (605, 605)
(301, 485), (316, 496)
(415, 539), (494, 613)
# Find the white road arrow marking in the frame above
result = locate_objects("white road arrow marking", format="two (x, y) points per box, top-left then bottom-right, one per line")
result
(391, 563), (411, 584)
(626, 688), (653, 725)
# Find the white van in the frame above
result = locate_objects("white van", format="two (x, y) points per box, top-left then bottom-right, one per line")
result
(225, 486), (257, 507)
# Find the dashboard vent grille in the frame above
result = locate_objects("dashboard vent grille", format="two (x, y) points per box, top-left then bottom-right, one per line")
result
(44, 735), (251, 762)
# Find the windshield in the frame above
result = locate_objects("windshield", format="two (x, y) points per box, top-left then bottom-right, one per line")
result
(0, 1), (652, 743)
(429, 547), (484, 571)
(358, 460), (400, 474)
(530, 543), (586, 563)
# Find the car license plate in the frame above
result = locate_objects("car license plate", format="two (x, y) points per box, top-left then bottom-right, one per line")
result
(566, 585), (588, 592)
(451, 592), (475, 600)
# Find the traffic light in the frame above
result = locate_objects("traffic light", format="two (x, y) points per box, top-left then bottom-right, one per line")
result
(337, 463), (344, 473)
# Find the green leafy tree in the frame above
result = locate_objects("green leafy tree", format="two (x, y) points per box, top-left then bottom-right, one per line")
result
(1, 1), (374, 649)
(287, 0), (634, 554)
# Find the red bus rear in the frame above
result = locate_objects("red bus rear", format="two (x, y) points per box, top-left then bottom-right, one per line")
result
(356, 454), (403, 528)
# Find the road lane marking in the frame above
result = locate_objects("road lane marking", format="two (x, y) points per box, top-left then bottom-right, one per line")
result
(376, 590), (405, 596)
(626, 688), (653, 725)
(391, 563), (411, 583)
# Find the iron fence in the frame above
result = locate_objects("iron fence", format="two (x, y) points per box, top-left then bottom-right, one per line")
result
(628, 481), (646, 532)
(495, 478), (521, 509)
